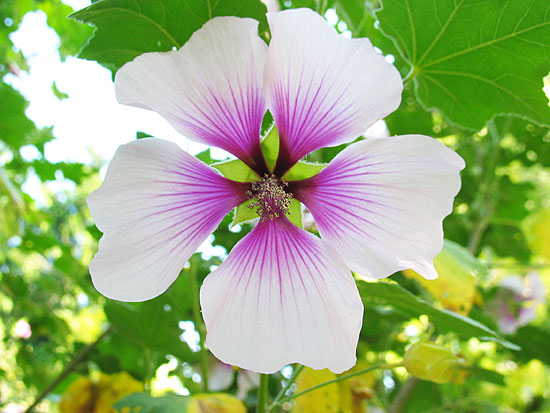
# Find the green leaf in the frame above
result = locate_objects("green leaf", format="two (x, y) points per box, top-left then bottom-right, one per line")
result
(462, 366), (505, 386)
(212, 159), (259, 182)
(114, 393), (192, 413)
(51, 81), (69, 100)
(377, 0), (550, 130)
(70, 0), (268, 73)
(510, 325), (550, 364)
(357, 280), (519, 350)
(0, 82), (35, 149)
(136, 131), (153, 140)
(283, 161), (326, 181)
(104, 299), (195, 361)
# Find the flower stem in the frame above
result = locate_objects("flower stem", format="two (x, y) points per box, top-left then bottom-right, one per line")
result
(388, 376), (419, 413)
(267, 364), (305, 412)
(276, 363), (402, 405)
(189, 254), (209, 392)
(257, 374), (270, 413)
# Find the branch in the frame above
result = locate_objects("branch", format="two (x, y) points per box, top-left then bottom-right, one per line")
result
(24, 326), (114, 413)
(387, 377), (419, 413)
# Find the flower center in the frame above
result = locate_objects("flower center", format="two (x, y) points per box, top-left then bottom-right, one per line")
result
(247, 174), (293, 221)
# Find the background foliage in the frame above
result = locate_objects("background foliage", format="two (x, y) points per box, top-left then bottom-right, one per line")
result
(1, 0), (549, 412)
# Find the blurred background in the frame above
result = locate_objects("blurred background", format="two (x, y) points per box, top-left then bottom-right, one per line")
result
(1, 0), (549, 412)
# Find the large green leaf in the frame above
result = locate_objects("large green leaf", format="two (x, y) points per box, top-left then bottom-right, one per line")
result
(70, 0), (268, 73)
(510, 325), (550, 364)
(104, 298), (196, 361)
(357, 280), (519, 350)
(377, 0), (550, 130)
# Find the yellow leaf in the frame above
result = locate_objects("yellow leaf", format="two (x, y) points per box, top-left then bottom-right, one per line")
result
(293, 368), (339, 413)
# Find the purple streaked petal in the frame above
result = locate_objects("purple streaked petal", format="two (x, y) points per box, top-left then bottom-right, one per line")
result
(200, 217), (363, 374)
(264, 8), (403, 175)
(115, 17), (268, 173)
(87, 138), (247, 301)
(291, 135), (465, 280)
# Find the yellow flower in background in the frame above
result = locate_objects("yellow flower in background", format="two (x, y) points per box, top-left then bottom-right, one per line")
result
(294, 368), (340, 413)
(293, 364), (376, 413)
(59, 372), (143, 413)
(529, 208), (550, 261)
(59, 376), (94, 413)
(403, 342), (467, 384)
(189, 393), (246, 413)
(338, 360), (375, 413)
(403, 239), (479, 315)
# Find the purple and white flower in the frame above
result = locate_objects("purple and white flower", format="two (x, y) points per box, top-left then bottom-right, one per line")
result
(486, 272), (545, 334)
(87, 9), (464, 374)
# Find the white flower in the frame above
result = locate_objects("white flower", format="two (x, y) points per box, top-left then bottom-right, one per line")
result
(88, 9), (464, 374)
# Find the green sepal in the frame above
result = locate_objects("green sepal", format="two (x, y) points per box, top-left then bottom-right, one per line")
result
(260, 124), (280, 172)
(232, 199), (258, 227)
(286, 198), (303, 228)
(231, 198), (303, 228)
(283, 161), (327, 181)
(211, 159), (259, 183)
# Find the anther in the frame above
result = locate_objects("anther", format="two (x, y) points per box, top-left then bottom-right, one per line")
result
(246, 174), (293, 221)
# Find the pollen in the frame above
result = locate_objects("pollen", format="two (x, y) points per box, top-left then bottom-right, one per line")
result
(246, 174), (293, 221)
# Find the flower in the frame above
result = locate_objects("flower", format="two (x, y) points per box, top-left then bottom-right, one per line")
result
(87, 9), (464, 374)
(485, 272), (545, 334)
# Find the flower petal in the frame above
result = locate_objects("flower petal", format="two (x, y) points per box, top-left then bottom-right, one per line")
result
(264, 8), (403, 174)
(88, 138), (247, 301)
(115, 17), (268, 173)
(200, 217), (363, 374)
(291, 135), (465, 280)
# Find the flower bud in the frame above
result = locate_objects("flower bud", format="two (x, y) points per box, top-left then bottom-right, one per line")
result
(403, 342), (466, 384)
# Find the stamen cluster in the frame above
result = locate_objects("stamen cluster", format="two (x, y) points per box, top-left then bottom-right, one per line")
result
(247, 174), (293, 221)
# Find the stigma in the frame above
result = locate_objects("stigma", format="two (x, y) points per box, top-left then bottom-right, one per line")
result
(247, 174), (293, 221)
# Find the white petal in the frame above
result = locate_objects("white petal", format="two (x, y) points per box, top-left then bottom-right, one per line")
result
(264, 8), (403, 174)
(88, 139), (247, 301)
(291, 135), (465, 280)
(200, 218), (363, 374)
(115, 17), (268, 172)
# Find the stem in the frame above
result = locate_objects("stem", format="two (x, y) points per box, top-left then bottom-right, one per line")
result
(189, 255), (209, 392)
(267, 364), (304, 412)
(257, 374), (270, 413)
(467, 215), (491, 254)
(402, 66), (417, 85)
(277, 363), (401, 405)
(387, 377), (419, 413)
(24, 326), (114, 413)
(467, 119), (501, 255)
